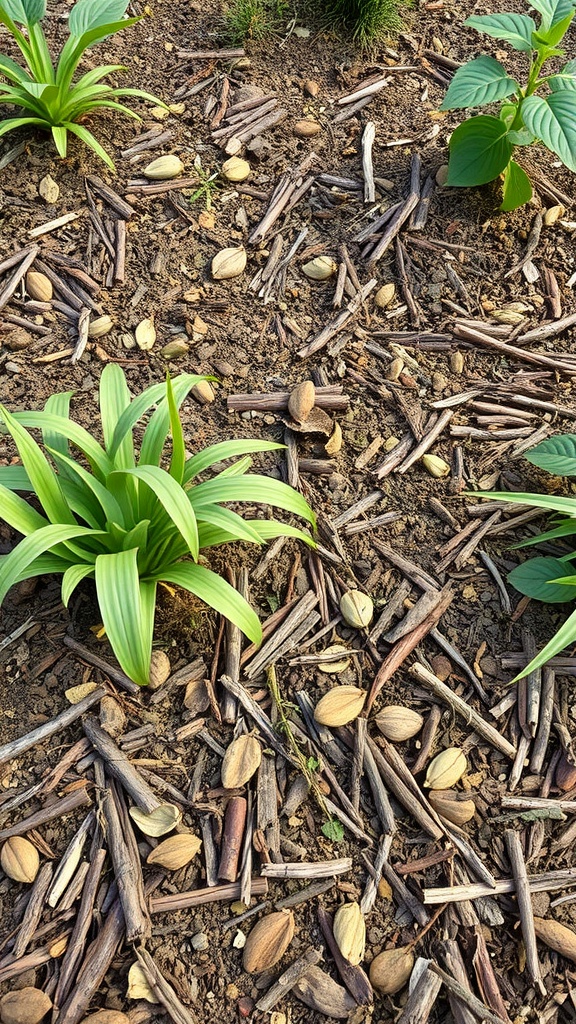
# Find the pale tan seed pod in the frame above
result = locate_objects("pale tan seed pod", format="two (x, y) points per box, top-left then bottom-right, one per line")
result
(534, 916), (576, 964)
(317, 645), (351, 675)
(369, 946), (414, 995)
(221, 734), (262, 789)
(556, 752), (576, 792)
(1, 836), (40, 884)
(129, 802), (181, 837)
(0, 987), (52, 1024)
(288, 380), (315, 423)
(221, 156), (251, 182)
(135, 317), (156, 351)
(325, 421), (342, 456)
(191, 380), (215, 404)
(340, 590), (373, 628)
(293, 966), (356, 1018)
(243, 910), (295, 973)
(421, 454), (450, 478)
(543, 204), (564, 225)
(88, 315), (113, 338)
(143, 155), (184, 180)
(81, 1012), (130, 1024)
(126, 963), (159, 1002)
(146, 833), (202, 870)
(374, 283), (396, 308)
(333, 901), (365, 965)
(161, 339), (189, 359)
(148, 650), (171, 690)
(450, 350), (464, 373)
(26, 271), (53, 302)
(302, 256), (337, 281)
(314, 686), (366, 727)
(428, 789), (475, 825)
(212, 246), (247, 280)
(99, 696), (126, 738)
(424, 748), (467, 790)
(375, 706), (423, 742)
(294, 119), (321, 137)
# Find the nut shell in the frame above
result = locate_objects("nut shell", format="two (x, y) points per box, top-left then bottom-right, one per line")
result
(221, 157), (251, 182)
(424, 748), (467, 790)
(534, 916), (576, 964)
(333, 901), (365, 965)
(369, 946), (414, 995)
(243, 910), (295, 973)
(81, 1013), (130, 1024)
(314, 686), (366, 727)
(26, 271), (52, 302)
(556, 752), (576, 792)
(294, 119), (321, 137)
(1, 836), (39, 884)
(302, 256), (336, 281)
(421, 454), (450, 478)
(143, 155), (184, 180)
(375, 706), (423, 742)
(293, 966), (356, 1018)
(146, 833), (202, 870)
(288, 380), (315, 424)
(428, 789), (475, 825)
(0, 988), (52, 1024)
(340, 590), (373, 628)
(221, 734), (262, 789)
(212, 246), (247, 280)
(88, 315), (113, 338)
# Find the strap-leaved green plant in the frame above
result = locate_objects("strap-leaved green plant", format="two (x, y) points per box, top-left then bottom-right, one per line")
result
(0, 0), (164, 168)
(476, 433), (576, 677)
(0, 366), (316, 685)
(440, 0), (576, 210)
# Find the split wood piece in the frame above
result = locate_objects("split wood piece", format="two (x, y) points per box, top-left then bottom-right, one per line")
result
(235, 107), (287, 146)
(409, 664), (516, 759)
(29, 212), (80, 238)
(396, 237), (421, 326)
(410, 172), (435, 232)
(430, 964), (510, 1024)
(114, 220), (127, 283)
(503, 794), (576, 812)
(63, 635), (140, 694)
(52, 848), (107, 1011)
(542, 266), (562, 318)
(297, 279), (377, 359)
(221, 567), (248, 723)
(85, 174), (134, 219)
(0, 245), (38, 313)
(84, 181), (116, 259)
(239, 794), (254, 905)
(0, 246), (37, 277)
(4, 312), (51, 335)
(351, 716), (368, 813)
(411, 705), (443, 776)
(531, 667), (555, 774)
(57, 898), (124, 1024)
(220, 676), (299, 770)
(136, 948), (197, 1024)
(121, 127), (174, 158)
(504, 212), (542, 278)
(362, 122), (376, 203)
(396, 963), (443, 1024)
(256, 948), (323, 1012)
(275, 878), (335, 909)
(361, 833), (393, 915)
(48, 811), (93, 908)
(317, 905), (373, 1005)
(520, 631), (540, 740)
(83, 716), (160, 813)
(124, 176), (199, 196)
(0, 938), (63, 985)
(385, 588), (446, 645)
(0, 686), (105, 768)
(42, 251), (101, 293)
(200, 815), (219, 888)
(242, 590), (318, 679)
(453, 322), (576, 374)
(396, 410), (453, 474)
(436, 510), (502, 574)
(257, 751), (281, 861)
(150, 877), (268, 914)
(177, 46), (245, 57)
(423, 866), (576, 904)
(365, 585), (453, 713)
(371, 540), (440, 593)
(472, 925), (513, 1024)
(366, 738), (443, 841)
(213, 97), (277, 136)
(227, 385), (349, 413)
(354, 200), (403, 243)
(11, 862), (53, 959)
(262, 859), (352, 879)
(219, 796), (247, 882)
(0, 786), (91, 840)
(249, 152), (317, 244)
(445, 823), (497, 889)
(333, 94), (373, 123)
(337, 75), (389, 106)
(149, 655), (205, 705)
(101, 779), (150, 942)
(71, 306), (90, 364)
(368, 191), (420, 262)
(516, 308), (576, 345)
(374, 433), (415, 478)
(382, 860), (429, 926)
(440, 938), (478, 1024)
(504, 830), (545, 996)
(395, 848), (454, 877)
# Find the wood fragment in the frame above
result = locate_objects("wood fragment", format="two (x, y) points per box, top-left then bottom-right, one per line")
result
(11, 862), (53, 959)
(256, 948), (323, 1012)
(504, 830), (545, 996)
(136, 947), (197, 1024)
(361, 122), (376, 203)
(83, 717), (161, 813)
(430, 964), (509, 1024)
(0, 246), (38, 313)
(0, 786), (91, 840)
(396, 963), (442, 1024)
(297, 280), (377, 359)
(150, 877), (268, 913)
(0, 687), (106, 767)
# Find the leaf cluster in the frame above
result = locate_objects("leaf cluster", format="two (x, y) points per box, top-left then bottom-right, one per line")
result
(440, 1), (576, 210)
(478, 434), (576, 676)
(0, 366), (316, 686)
(0, 0), (163, 167)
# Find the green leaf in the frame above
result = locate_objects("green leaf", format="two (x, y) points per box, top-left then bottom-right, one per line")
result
(156, 561), (262, 644)
(111, 374), (202, 462)
(166, 374), (186, 484)
(189, 475), (316, 528)
(0, 53), (31, 83)
(0, 116), (50, 139)
(501, 159), (533, 210)
(484, 489), (576, 517)
(2, 0), (46, 26)
(99, 363), (134, 468)
(61, 563), (95, 605)
(548, 69), (576, 90)
(0, 482), (47, 534)
(522, 92), (576, 171)
(45, 445), (122, 527)
(515, 604), (576, 679)
(68, 0), (129, 35)
(525, 434), (576, 475)
(95, 549), (154, 686)
(194, 505), (267, 546)
(322, 819), (344, 842)
(513, 520), (576, 547)
(183, 440), (283, 483)
(51, 126), (68, 158)
(508, 556), (576, 602)
(440, 56), (519, 110)
(12, 411), (111, 479)
(110, 466), (199, 560)
(63, 122), (115, 170)
(0, 523), (96, 604)
(0, 466), (32, 490)
(447, 115), (515, 186)
(530, 0), (576, 29)
(0, 404), (76, 526)
(464, 13), (537, 50)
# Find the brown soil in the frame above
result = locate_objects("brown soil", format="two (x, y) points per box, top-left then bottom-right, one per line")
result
(1, 0), (576, 1022)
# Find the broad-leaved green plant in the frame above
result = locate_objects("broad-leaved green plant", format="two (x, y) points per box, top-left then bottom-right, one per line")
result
(440, 0), (576, 210)
(0, 366), (316, 685)
(479, 434), (576, 676)
(0, 0), (163, 168)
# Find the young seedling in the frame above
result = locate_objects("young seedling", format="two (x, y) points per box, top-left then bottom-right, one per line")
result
(440, 0), (576, 210)
(0, 0), (164, 168)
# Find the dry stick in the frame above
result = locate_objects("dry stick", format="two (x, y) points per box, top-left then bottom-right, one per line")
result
(444, 824), (497, 889)
(472, 925), (513, 1024)
(351, 717), (368, 814)
(11, 863), (53, 959)
(83, 717), (160, 813)
(249, 152), (317, 243)
(0, 245), (37, 276)
(243, 590), (318, 678)
(396, 410), (454, 474)
(361, 121), (376, 203)
(396, 237), (420, 326)
(440, 939), (477, 1024)
(48, 812), (93, 908)
(297, 279), (377, 359)
(57, 899), (124, 1024)
(505, 830), (546, 998)
(531, 667), (555, 774)
(361, 834), (392, 915)
(411, 706), (443, 775)
(0, 245), (38, 312)
(63, 636), (140, 694)
(52, 848), (107, 1010)
(262, 859), (352, 879)
(219, 796), (247, 882)
(430, 964), (509, 1024)
(0, 687), (106, 768)
(106, 779), (150, 943)
(85, 175), (135, 219)
(337, 75), (389, 105)
(409, 664), (516, 759)
(522, 631), (540, 738)
(316, 906), (374, 1006)
(136, 948), (196, 1024)
(382, 860), (429, 925)
(453, 322), (576, 373)
(369, 192), (420, 261)
(504, 212), (542, 277)
(396, 965), (443, 1024)
(516, 309), (576, 345)
(385, 588), (447, 644)
(221, 566), (243, 723)
(150, 878), (268, 914)
(366, 738), (443, 841)
(256, 948), (323, 1013)
(0, 787), (91, 841)
(423, 866), (576, 904)
(509, 733), (531, 793)
(503, 794), (576, 812)
(366, 585), (453, 713)
(220, 675), (298, 769)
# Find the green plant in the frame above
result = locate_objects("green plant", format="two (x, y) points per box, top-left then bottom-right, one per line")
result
(317, 0), (405, 45)
(0, 366), (316, 686)
(224, 0), (288, 43)
(0, 0), (163, 169)
(479, 434), (576, 676)
(440, 0), (576, 210)
(188, 155), (221, 211)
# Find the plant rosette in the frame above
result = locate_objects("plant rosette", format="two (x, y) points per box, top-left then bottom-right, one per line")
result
(0, 366), (316, 685)
(440, 1), (576, 210)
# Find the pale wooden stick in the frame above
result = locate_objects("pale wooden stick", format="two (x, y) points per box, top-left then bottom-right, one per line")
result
(0, 788), (91, 840)
(11, 863), (53, 958)
(83, 716), (160, 813)
(505, 830), (545, 996)
(531, 667), (554, 774)
(362, 122), (376, 203)
(423, 866), (576, 904)
(150, 878), (268, 914)
(53, 848), (107, 1009)
(256, 949), (323, 1012)
(430, 964), (509, 1024)
(396, 410), (454, 474)
(136, 948), (196, 1024)
(397, 964), (442, 1024)
(0, 687), (106, 767)
(58, 900), (124, 1024)
(261, 859), (352, 879)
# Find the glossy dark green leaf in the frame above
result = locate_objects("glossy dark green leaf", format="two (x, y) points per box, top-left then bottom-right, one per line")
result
(447, 115), (514, 186)
(508, 556), (576, 602)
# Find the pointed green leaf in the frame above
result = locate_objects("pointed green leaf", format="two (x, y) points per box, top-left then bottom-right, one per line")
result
(0, 466), (32, 490)
(440, 56), (518, 110)
(12, 411), (111, 479)
(68, 0), (130, 35)
(514, 604), (576, 679)
(0, 523), (96, 604)
(483, 489), (576, 516)
(2, 0), (46, 26)
(95, 549), (154, 686)
(447, 115), (515, 186)
(501, 159), (533, 210)
(110, 466), (199, 559)
(513, 520), (576, 548)
(61, 563), (95, 605)
(508, 556), (576, 602)
(522, 92), (576, 171)
(195, 505), (267, 545)
(45, 445), (122, 527)
(530, 0), (576, 29)
(156, 562), (262, 644)
(0, 54), (31, 84)
(189, 475), (315, 529)
(183, 440), (283, 483)
(0, 116), (51, 139)
(525, 434), (576, 475)
(0, 482), (47, 534)
(111, 374), (203, 462)
(63, 122), (115, 170)
(166, 374), (186, 484)
(99, 363), (134, 469)
(0, 404), (75, 525)
(464, 13), (537, 50)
